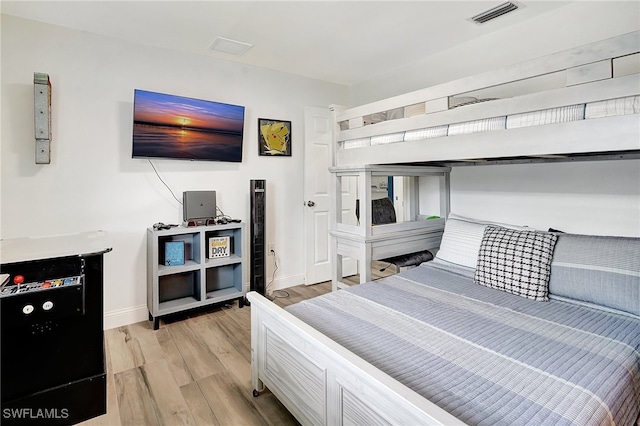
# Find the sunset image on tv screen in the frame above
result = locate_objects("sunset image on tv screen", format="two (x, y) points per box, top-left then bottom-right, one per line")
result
(132, 89), (245, 162)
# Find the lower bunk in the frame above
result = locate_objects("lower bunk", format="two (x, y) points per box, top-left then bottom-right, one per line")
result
(248, 288), (463, 426)
(248, 221), (640, 426)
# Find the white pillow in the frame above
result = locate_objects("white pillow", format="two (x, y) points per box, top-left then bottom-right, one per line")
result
(435, 214), (526, 269)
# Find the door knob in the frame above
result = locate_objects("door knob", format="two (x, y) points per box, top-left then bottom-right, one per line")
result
(306, 201), (315, 207)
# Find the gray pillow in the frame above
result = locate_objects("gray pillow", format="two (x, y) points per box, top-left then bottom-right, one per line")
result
(549, 233), (640, 316)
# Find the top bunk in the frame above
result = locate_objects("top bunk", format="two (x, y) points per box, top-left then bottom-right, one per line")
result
(333, 31), (640, 167)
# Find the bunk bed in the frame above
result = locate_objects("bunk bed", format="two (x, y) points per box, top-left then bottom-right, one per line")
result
(334, 31), (639, 168)
(248, 31), (640, 426)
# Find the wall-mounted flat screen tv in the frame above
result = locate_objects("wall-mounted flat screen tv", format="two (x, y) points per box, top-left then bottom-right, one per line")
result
(132, 89), (245, 162)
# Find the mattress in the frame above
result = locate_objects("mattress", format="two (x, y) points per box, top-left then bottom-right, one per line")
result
(286, 262), (640, 426)
(507, 104), (586, 129)
(341, 138), (370, 149)
(585, 95), (640, 119)
(404, 125), (448, 141)
(371, 132), (404, 145)
(447, 116), (506, 136)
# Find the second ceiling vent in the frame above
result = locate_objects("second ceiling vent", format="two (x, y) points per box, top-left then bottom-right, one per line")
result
(470, 2), (520, 24)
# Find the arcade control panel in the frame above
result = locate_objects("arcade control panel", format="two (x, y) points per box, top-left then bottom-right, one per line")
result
(0, 275), (84, 316)
(1, 274), (82, 295)
(0, 273), (85, 326)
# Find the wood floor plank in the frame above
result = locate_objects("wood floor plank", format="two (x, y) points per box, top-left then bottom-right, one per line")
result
(159, 301), (233, 328)
(226, 303), (251, 330)
(190, 318), (299, 426)
(155, 326), (194, 386)
(141, 360), (198, 425)
(105, 326), (145, 374)
(190, 315), (298, 425)
(197, 371), (267, 426)
(127, 320), (165, 364)
(212, 313), (251, 364)
(193, 317), (252, 387)
(304, 282), (332, 298)
(167, 319), (226, 381)
(249, 391), (299, 426)
(114, 367), (159, 425)
(104, 329), (114, 375)
(103, 367), (121, 426)
(180, 381), (220, 426)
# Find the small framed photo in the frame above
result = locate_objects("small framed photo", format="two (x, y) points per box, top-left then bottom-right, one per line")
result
(258, 118), (291, 156)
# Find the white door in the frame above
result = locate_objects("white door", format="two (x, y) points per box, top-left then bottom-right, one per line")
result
(303, 106), (356, 285)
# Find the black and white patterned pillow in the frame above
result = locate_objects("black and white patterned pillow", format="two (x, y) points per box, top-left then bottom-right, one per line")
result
(474, 225), (558, 301)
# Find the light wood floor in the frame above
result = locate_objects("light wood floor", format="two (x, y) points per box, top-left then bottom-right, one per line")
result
(80, 263), (395, 426)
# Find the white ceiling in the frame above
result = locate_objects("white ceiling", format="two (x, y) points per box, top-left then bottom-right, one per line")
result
(1, 1), (572, 86)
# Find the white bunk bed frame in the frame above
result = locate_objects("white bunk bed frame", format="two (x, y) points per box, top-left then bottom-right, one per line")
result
(334, 31), (639, 167)
(248, 32), (640, 426)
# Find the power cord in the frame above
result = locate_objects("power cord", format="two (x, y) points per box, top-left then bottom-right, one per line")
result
(148, 162), (236, 224)
(266, 248), (289, 300)
(270, 289), (290, 300)
(148, 160), (182, 205)
(379, 263), (394, 272)
(215, 206), (232, 223)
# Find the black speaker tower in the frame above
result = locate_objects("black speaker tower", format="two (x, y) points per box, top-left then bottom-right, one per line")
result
(250, 179), (266, 295)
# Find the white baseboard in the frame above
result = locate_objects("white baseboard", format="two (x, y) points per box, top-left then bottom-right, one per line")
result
(103, 304), (148, 330)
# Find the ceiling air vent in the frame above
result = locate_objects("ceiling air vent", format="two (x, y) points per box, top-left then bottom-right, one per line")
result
(470, 2), (520, 24)
(208, 36), (253, 56)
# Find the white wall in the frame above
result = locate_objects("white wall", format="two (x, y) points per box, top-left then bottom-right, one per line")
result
(350, 2), (640, 104)
(1, 15), (348, 328)
(450, 160), (640, 236)
(350, 1), (640, 237)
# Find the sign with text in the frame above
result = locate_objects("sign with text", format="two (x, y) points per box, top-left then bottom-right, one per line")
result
(209, 236), (231, 258)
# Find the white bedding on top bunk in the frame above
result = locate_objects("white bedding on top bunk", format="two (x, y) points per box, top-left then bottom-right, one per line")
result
(403, 125), (449, 141)
(339, 95), (640, 150)
(585, 95), (640, 118)
(447, 116), (506, 136)
(507, 104), (585, 129)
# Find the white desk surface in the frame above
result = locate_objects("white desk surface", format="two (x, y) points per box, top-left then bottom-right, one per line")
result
(0, 231), (112, 264)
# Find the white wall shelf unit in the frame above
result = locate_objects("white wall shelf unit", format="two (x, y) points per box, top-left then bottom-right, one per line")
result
(147, 223), (245, 329)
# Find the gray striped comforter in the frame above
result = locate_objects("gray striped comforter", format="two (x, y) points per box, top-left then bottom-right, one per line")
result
(286, 262), (640, 426)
